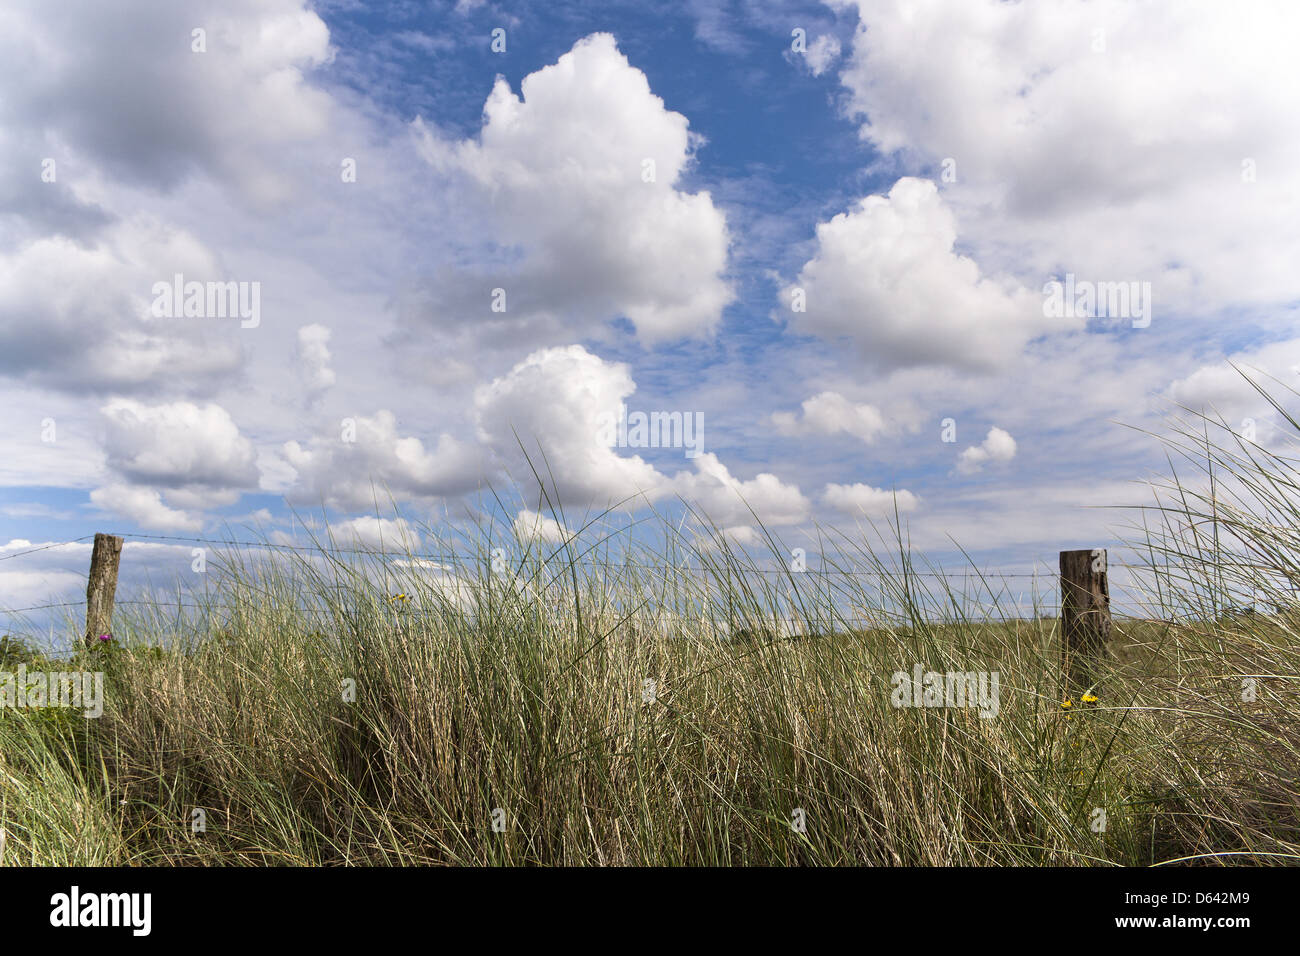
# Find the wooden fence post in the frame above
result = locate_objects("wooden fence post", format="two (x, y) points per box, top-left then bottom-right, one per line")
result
(1059, 548), (1111, 693)
(85, 533), (123, 647)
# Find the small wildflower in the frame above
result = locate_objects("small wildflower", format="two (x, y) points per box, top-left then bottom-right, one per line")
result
(1081, 693), (1099, 704)
(390, 593), (409, 603)
(1061, 699), (1073, 709)
(98, 633), (112, 642)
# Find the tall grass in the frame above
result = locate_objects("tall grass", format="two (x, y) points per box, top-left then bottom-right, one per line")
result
(2, 394), (1298, 865)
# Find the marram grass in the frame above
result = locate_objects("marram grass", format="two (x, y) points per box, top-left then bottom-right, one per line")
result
(3, 406), (1300, 866)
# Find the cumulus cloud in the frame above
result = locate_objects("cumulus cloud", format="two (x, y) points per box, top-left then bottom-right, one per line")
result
(0, 220), (245, 393)
(295, 324), (335, 401)
(473, 345), (663, 504)
(513, 509), (571, 545)
(0, 0), (391, 524)
(0, 539), (93, 607)
(90, 398), (258, 523)
(0, 0), (335, 204)
(675, 453), (811, 529)
(693, 524), (764, 551)
(414, 33), (733, 345)
(796, 34), (841, 76)
(476, 345), (810, 528)
(1162, 340), (1300, 448)
(1168, 364), (1265, 420)
(957, 427), (1017, 474)
(830, 0), (1300, 317)
(389, 557), (475, 611)
(782, 178), (1045, 371)
(280, 411), (484, 510)
(822, 482), (919, 517)
(771, 391), (890, 444)
(100, 398), (259, 489)
(90, 483), (202, 531)
(1165, 339), (1300, 416)
(0, 568), (89, 613)
(332, 516), (422, 552)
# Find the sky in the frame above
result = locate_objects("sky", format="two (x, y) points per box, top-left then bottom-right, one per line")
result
(3, 0), (1300, 640)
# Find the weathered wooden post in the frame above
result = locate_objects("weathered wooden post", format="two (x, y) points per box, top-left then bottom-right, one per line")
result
(85, 533), (123, 646)
(1060, 548), (1111, 693)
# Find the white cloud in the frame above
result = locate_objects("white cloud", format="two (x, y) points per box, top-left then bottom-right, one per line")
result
(389, 557), (475, 611)
(675, 453), (811, 529)
(1165, 340), (1300, 417)
(0, 0), (335, 205)
(332, 516), (422, 553)
(782, 177), (1046, 371)
(0, 0), (425, 521)
(1162, 339), (1300, 448)
(0, 220), (244, 392)
(9, 0), (1269, 583)
(295, 324), (335, 400)
(474, 345), (664, 505)
(414, 33), (733, 345)
(830, 0), (1300, 318)
(280, 411), (484, 510)
(693, 524), (764, 551)
(771, 391), (890, 444)
(0, 539), (95, 604)
(476, 345), (810, 528)
(89, 397), (256, 529)
(803, 34), (841, 76)
(512, 509), (571, 544)
(100, 398), (258, 489)
(0, 569), (87, 612)
(89, 483), (202, 531)
(957, 427), (1017, 474)
(822, 482), (919, 517)
(0, 503), (75, 520)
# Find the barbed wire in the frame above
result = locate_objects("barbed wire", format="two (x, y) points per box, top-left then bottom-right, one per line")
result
(0, 530), (1265, 619)
(1, 600), (87, 613)
(0, 600), (1127, 628)
(1, 529), (1164, 575)
(0, 535), (94, 562)
(0, 584), (1225, 619)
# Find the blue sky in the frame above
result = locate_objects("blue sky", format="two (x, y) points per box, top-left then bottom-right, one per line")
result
(4, 0), (1300, 640)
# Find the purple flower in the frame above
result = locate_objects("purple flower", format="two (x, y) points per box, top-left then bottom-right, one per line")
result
(98, 633), (112, 642)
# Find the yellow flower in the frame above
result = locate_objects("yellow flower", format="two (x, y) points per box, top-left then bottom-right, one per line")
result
(390, 593), (409, 603)
(1081, 693), (1099, 704)
(1061, 699), (1073, 709)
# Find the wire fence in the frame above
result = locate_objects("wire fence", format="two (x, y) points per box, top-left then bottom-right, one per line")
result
(5, 529), (1163, 568)
(0, 528), (1248, 621)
